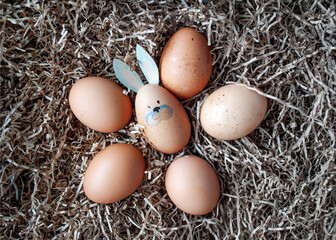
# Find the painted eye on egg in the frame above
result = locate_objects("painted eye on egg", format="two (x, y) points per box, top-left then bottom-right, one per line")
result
(157, 100), (160, 104)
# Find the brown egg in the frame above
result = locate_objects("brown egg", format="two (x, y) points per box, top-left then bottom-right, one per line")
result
(200, 84), (267, 140)
(69, 77), (132, 133)
(83, 144), (145, 204)
(135, 84), (191, 154)
(160, 27), (212, 99)
(165, 155), (220, 215)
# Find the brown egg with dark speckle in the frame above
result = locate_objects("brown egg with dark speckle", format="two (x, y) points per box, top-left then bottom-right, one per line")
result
(160, 27), (212, 99)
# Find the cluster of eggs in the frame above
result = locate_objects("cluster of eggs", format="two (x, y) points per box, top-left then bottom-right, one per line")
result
(69, 28), (267, 215)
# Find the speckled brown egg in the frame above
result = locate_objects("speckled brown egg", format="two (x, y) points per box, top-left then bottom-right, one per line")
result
(160, 27), (212, 99)
(69, 77), (132, 133)
(135, 84), (191, 154)
(83, 144), (146, 204)
(200, 84), (267, 140)
(165, 155), (220, 215)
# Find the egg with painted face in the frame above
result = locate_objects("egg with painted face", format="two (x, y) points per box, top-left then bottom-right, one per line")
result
(135, 84), (191, 154)
(113, 45), (191, 154)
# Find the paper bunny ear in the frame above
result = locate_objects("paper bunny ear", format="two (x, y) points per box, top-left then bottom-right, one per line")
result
(113, 59), (144, 93)
(136, 44), (159, 85)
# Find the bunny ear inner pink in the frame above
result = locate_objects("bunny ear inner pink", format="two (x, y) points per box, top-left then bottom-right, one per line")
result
(113, 59), (144, 93)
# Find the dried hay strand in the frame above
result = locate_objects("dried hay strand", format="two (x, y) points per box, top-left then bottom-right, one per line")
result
(1, 0), (335, 239)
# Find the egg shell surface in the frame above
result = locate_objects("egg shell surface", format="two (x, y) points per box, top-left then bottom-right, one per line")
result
(160, 27), (212, 99)
(69, 77), (132, 133)
(135, 84), (191, 154)
(165, 155), (220, 215)
(200, 84), (267, 140)
(83, 143), (146, 204)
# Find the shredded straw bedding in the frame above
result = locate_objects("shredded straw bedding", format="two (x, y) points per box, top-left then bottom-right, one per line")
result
(1, 1), (335, 239)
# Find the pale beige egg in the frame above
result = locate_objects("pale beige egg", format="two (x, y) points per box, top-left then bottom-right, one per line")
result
(200, 84), (267, 140)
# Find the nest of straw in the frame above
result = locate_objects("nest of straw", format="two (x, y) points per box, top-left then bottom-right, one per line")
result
(1, 1), (335, 239)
